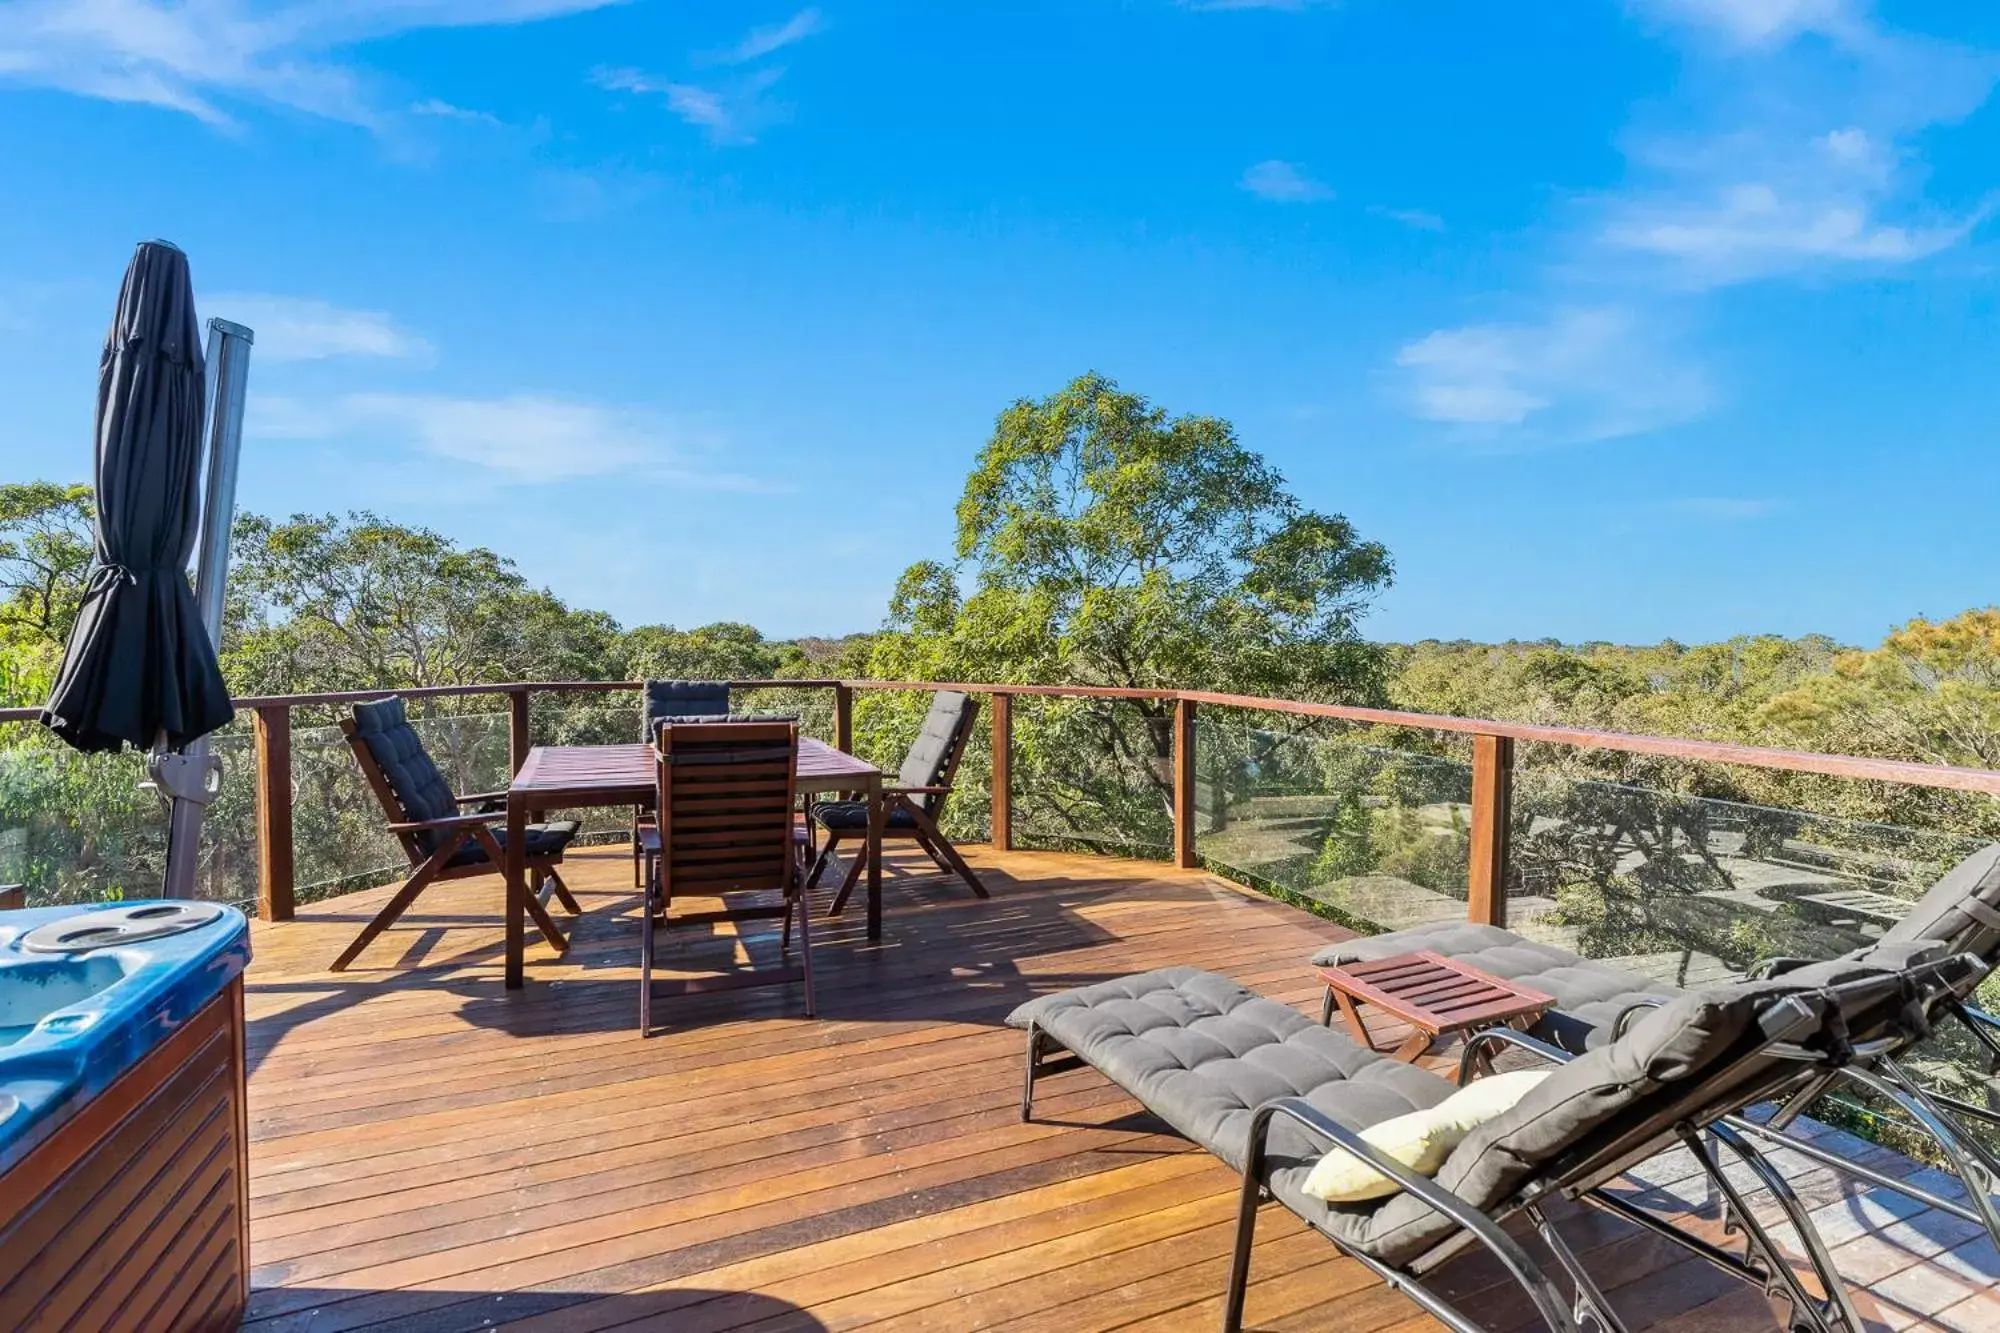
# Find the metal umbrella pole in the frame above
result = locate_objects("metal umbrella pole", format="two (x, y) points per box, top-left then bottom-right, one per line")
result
(155, 317), (253, 899)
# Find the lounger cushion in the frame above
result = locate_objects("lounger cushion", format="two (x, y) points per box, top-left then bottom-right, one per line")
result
(1303, 1069), (1550, 1203)
(1880, 843), (2000, 956)
(1311, 923), (1680, 1053)
(1007, 967), (1454, 1170)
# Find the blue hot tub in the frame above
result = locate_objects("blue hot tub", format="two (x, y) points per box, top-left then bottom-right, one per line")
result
(0, 901), (252, 1331)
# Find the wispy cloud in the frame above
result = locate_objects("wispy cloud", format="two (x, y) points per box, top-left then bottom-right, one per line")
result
(706, 8), (826, 65)
(1395, 307), (1712, 449)
(206, 294), (432, 363)
(0, 0), (620, 128)
(1239, 159), (1333, 203)
(408, 97), (504, 127)
(251, 389), (773, 488)
(1370, 205), (1445, 231)
(1602, 1), (1999, 286)
(1389, 0), (1995, 443)
(594, 63), (788, 145)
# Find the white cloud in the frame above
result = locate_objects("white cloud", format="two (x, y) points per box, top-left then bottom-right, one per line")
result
(1629, 0), (1853, 48)
(594, 64), (787, 145)
(708, 8), (825, 65)
(1370, 205), (1445, 231)
(408, 97), (503, 127)
(248, 389), (772, 488)
(205, 294), (431, 363)
(1395, 308), (1711, 448)
(0, 0), (621, 128)
(1600, 3), (1998, 286)
(1239, 159), (1333, 203)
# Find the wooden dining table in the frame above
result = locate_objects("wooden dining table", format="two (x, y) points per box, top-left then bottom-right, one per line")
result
(503, 737), (884, 988)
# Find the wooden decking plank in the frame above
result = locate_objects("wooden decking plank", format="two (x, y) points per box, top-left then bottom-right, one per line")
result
(236, 843), (1960, 1333)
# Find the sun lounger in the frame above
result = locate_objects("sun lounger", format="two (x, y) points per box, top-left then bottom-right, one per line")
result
(1011, 952), (1987, 1333)
(1311, 842), (2000, 1246)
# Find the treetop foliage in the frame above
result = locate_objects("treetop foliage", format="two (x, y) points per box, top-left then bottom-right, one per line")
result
(875, 372), (1393, 705)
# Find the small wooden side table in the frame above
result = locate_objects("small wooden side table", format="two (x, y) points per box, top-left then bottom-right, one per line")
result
(1316, 950), (1554, 1065)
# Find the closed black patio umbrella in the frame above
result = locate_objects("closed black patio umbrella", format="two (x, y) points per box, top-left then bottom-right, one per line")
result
(40, 240), (233, 755)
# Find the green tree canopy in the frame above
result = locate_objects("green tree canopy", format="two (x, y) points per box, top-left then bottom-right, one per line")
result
(0, 482), (96, 706)
(225, 511), (621, 696)
(620, 621), (807, 682)
(864, 372), (1394, 846)
(871, 372), (1393, 699)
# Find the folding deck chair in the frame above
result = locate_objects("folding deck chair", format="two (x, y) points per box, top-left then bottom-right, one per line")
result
(807, 689), (988, 911)
(335, 695), (580, 972)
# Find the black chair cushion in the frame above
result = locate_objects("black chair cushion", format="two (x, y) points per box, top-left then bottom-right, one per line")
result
(641, 680), (730, 742)
(351, 697), (459, 840)
(447, 819), (582, 868)
(896, 691), (973, 810)
(812, 800), (920, 832)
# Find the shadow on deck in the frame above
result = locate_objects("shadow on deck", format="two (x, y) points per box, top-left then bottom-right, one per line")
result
(238, 846), (1997, 1332)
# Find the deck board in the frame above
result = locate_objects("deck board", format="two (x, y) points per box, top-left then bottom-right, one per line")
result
(240, 845), (1992, 1331)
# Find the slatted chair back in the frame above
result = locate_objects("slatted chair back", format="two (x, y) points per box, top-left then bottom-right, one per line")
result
(342, 696), (458, 861)
(895, 690), (978, 813)
(641, 679), (731, 744)
(655, 720), (801, 900)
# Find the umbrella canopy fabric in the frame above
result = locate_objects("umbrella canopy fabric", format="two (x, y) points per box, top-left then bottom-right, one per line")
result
(40, 241), (233, 753)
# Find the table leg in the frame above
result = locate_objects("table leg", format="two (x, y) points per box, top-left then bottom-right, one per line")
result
(506, 792), (527, 989)
(866, 775), (884, 941)
(1331, 989), (1374, 1050)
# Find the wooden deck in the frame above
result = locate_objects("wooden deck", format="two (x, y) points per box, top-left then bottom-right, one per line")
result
(239, 845), (2000, 1332)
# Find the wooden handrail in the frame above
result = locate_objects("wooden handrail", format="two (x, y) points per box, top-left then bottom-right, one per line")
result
(6, 673), (1997, 923)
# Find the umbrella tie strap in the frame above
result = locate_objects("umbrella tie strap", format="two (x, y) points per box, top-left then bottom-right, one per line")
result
(87, 562), (141, 590)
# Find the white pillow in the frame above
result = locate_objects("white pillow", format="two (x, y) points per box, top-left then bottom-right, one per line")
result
(1300, 1069), (1550, 1204)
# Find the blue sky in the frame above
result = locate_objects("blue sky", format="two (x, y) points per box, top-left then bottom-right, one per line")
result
(1, 1), (1996, 648)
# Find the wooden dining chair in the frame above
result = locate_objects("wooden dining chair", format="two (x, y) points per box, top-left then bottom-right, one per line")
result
(639, 719), (814, 1033)
(334, 696), (581, 972)
(631, 680), (733, 887)
(808, 689), (988, 914)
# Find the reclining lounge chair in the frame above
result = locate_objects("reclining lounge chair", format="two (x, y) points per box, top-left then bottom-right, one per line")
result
(1011, 951), (1988, 1333)
(1312, 841), (2000, 1244)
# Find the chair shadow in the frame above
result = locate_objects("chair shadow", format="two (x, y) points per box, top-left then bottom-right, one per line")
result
(432, 849), (1204, 1038)
(244, 1284), (830, 1332)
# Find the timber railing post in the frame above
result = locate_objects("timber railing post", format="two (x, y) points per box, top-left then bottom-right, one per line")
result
(834, 683), (853, 754)
(1173, 697), (1198, 869)
(1467, 732), (1514, 928)
(508, 688), (531, 777)
(990, 692), (1013, 852)
(253, 703), (295, 922)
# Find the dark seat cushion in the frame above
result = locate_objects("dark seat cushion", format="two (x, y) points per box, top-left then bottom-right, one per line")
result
(1006, 967), (1453, 1172)
(811, 800), (920, 833)
(641, 680), (730, 742)
(1311, 922), (1681, 1054)
(896, 691), (974, 811)
(351, 696), (461, 850)
(447, 819), (581, 868)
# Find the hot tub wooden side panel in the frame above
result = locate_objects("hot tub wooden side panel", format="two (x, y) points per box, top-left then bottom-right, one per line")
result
(0, 979), (249, 1332)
